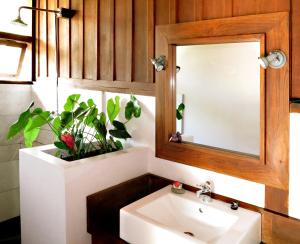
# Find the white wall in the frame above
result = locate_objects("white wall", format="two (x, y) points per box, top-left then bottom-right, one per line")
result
(0, 84), (32, 222)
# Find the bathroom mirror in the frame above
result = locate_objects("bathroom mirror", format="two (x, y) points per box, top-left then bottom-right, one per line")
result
(156, 12), (289, 189)
(175, 42), (261, 156)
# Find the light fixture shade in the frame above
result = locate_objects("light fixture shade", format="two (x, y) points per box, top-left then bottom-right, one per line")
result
(151, 55), (167, 72)
(11, 16), (28, 26)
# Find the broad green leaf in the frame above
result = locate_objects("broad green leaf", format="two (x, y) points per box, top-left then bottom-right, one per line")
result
(52, 117), (62, 134)
(64, 94), (80, 111)
(99, 112), (106, 125)
(112, 120), (126, 130)
(125, 95), (141, 120)
(107, 96), (120, 123)
(7, 108), (32, 140)
(114, 140), (123, 150)
(31, 108), (43, 115)
(24, 119), (40, 147)
(25, 111), (51, 132)
(79, 102), (88, 109)
(54, 141), (69, 151)
(93, 119), (107, 140)
(60, 111), (73, 128)
(109, 129), (131, 139)
(87, 99), (95, 107)
(84, 107), (98, 126)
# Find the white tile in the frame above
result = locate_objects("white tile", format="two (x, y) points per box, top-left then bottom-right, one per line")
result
(0, 144), (20, 162)
(0, 188), (20, 222)
(0, 160), (19, 192)
(0, 115), (23, 145)
(0, 84), (32, 115)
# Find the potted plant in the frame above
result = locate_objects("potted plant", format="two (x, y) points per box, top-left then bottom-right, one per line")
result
(7, 94), (141, 160)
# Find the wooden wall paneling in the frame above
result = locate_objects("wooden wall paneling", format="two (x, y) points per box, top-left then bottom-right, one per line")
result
(47, 0), (57, 77)
(84, 0), (99, 80)
(202, 0), (233, 20)
(155, 0), (171, 25)
(99, 0), (114, 81)
(36, 0), (40, 78)
(58, 0), (70, 78)
(115, 0), (133, 82)
(233, 0), (290, 16)
(265, 187), (289, 215)
(292, 0), (300, 98)
(70, 0), (84, 79)
(39, 0), (48, 77)
(132, 0), (154, 83)
(176, 0), (203, 23)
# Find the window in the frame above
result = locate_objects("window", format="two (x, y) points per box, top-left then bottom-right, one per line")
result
(0, 0), (33, 83)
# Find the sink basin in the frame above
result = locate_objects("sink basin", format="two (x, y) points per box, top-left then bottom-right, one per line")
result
(120, 186), (261, 244)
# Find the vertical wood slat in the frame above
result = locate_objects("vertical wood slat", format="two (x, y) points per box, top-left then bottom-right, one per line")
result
(70, 0), (84, 79)
(233, 0), (290, 16)
(292, 0), (300, 98)
(84, 0), (99, 80)
(176, 0), (203, 23)
(39, 0), (48, 77)
(133, 0), (154, 83)
(155, 0), (171, 25)
(202, 0), (233, 19)
(58, 0), (70, 78)
(115, 0), (132, 81)
(99, 0), (114, 81)
(48, 0), (57, 77)
(265, 187), (289, 215)
(36, 0), (40, 78)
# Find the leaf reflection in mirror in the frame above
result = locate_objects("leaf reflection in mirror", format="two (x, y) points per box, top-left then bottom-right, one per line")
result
(169, 132), (182, 143)
(176, 103), (185, 120)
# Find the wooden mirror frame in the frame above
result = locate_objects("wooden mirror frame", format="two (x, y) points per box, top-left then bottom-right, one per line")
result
(156, 12), (289, 189)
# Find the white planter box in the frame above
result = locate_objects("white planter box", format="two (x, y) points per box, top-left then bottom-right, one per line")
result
(19, 145), (148, 244)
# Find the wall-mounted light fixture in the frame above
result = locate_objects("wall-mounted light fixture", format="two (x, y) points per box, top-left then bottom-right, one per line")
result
(12, 6), (76, 26)
(258, 50), (287, 69)
(151, 55), (167, 72)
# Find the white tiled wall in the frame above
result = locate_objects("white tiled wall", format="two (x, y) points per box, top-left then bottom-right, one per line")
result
(0, 84), (32, 222)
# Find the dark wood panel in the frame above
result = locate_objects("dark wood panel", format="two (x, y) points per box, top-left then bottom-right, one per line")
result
(115, 0), (132, 82)
(233, 0), (290, 16)
(202, 0), (233, 19)
(99, 0), (114, 81)
(84, 0), (99, 80)
(58, 0), (70, 78)
(70, 0), (83, 79)
(47, 0), (56, 77)
(155, 0), (171, 25)
(176, 0), (203, 22)
(133, 0), (154, 83)
(292, 0), (300, 98)
(39, 0), (47, 77)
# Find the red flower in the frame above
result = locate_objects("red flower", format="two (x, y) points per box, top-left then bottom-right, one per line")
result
(61, 133), (75, 150)
(173, 181), (181, 188)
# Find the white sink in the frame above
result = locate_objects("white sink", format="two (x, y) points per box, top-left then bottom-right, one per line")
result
(120, 186), (261, 244)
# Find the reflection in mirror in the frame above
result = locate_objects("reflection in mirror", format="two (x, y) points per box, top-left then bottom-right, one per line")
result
(175, 42), (261, 156)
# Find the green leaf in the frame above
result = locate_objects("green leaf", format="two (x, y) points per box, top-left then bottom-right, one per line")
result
(93, 119), (107, 140)
(25, 111), (51, 132)
(125, 95), (142, 120)
(7, 108), (31, 140)
(112, 120), (126, 130)
(109, 129), (131, 139)
(99, 112), (106, 125)
(24, 119), (40, 147)
(52, 117), (62, 132)
(54, 141), (69, 151)
(176, 103), (185, 120)
(64, 94), (80, 112)
(60, 111), (73, 128)
(107, 96), (120, 123)
(114, 140), (123, 150)
(84, 107), (98, 126)
(31, 108), (43, 115)
(87, 99), (95, 107)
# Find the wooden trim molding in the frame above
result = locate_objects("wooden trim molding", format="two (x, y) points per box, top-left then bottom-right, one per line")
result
(156, 12), (290, 189)
(290, 102), (300, 113)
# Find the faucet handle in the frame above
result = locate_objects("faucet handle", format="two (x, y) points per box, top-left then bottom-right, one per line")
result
(196, 181), (213, 192)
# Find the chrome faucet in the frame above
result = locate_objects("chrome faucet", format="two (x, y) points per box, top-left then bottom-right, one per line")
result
(196, 181), (213, 203)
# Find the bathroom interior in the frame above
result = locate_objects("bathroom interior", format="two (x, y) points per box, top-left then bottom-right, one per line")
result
(1, 0), (300, 244)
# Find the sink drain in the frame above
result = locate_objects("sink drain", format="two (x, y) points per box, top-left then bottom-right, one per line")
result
(184, 232), (194, 237)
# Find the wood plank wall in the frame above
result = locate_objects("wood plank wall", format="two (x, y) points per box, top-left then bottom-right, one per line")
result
(36, 0), (300, 97)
